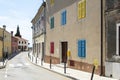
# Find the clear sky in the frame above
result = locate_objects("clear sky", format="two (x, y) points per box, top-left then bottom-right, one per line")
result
(0, 0), (43, 47)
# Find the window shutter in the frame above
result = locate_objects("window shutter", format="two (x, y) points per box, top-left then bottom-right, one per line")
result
(64, 10), (67, 24)
(78, 0), (86, 19)
(50, 18), (52, 29)
(78, 2), (82, 19)
(78, 40), (86, 58)
(61, 12), (63, 25)
(61, 10), (67, 25)
(52, 17), (54, 28)
(78, 40), (82, 57)
(81, 40), (86, 57)
(82, 0), (86, 18)
(50, 17), (54, 29)
(50, 0), (54, 5)
(50, 42), (54, 54)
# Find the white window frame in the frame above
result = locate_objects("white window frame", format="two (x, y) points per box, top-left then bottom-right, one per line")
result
(116, 23), (120, 56)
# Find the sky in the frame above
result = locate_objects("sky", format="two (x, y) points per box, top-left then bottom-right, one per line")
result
(0, 0), (43, 47)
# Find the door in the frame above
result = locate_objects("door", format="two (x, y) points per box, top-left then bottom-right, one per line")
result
(42, 42), (44, 60)
(61, 42), (68, 63)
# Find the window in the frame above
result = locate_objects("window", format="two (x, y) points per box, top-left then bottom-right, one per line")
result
(78, 40), (86, 58)
(50, 42), (54, 54)
(18, 46), (21, 49)
(50, 17), (54, 29)
(61, 10), (67, 25)
(78, 0), (86, 19)
(50, 0), (54, 5)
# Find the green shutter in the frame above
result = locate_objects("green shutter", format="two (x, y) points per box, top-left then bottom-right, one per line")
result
(50, 17), (54, 29)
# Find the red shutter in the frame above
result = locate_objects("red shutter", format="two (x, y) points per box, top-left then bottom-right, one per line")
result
(50, 42), (54, 54)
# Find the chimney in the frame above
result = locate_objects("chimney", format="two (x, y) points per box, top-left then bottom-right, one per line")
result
(11, 31), (13, 37)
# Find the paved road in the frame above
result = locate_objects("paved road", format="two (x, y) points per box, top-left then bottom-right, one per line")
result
(0, 52), (72, 80)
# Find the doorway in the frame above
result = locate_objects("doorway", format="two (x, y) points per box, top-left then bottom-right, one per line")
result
(61, 42), (68, 63)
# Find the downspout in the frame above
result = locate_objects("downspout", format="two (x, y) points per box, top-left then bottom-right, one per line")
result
(100, 0), (103, 76)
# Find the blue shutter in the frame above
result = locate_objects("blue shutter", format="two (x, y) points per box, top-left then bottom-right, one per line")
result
(63, 11), (65, 25)
(64, 10), (66, 25)
(81, 40), (86, 57)
(61, 10), (67, 25)
(78, 40), (82, 57)
(61, 12), (64, 25)
(78, 40), (86, 58)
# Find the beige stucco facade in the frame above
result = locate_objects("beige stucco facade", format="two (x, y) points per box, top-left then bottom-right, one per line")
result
(0, 27), (12, 60)
(0, 40), (2, 58)
(45, 0), (105, 74)
(31, 2), (46, 63)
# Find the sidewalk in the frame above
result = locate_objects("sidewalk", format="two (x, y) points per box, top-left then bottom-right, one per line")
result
(28, 53), (118, 80)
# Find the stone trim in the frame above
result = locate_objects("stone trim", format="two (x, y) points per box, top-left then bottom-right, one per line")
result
(44, 55), (60, 64)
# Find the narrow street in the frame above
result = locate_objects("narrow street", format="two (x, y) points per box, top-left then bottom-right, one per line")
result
(0, 52), (72, 80)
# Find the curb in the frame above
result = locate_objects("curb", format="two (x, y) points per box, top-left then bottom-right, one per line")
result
(27, 54), (78, 80)
(39, 65), (78, 80)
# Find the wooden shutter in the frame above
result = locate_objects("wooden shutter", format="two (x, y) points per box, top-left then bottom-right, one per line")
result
(78, 40), (86, 58)
(78, 40), (82, 57)
(50, 42), (54, 54)
(50, 17), (54, 29)
(82, 0), (86, 18)
(78, 2), (82, 19)
(64, 10), (67, 25)
(50, 0), (54, 5)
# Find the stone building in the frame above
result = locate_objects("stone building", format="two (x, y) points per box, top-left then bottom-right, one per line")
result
(0, 26), (12, 61)
(31, 2), (46, 63)
(105, 0), (120, 79)
(11, 31), (18, 53)
(45, 0), (105, 75)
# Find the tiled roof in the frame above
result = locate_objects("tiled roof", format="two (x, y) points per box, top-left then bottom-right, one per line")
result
(14, 36), (28, 41)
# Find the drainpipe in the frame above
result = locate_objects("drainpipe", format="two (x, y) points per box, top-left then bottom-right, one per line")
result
(100, 0), (103, 76)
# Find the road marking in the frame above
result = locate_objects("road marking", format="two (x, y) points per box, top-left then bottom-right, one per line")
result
(9, 63), (30, 68)
(17, 63), (23, 67)
(24, 63), (30, 65)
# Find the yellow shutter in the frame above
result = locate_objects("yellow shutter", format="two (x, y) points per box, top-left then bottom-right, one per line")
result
(52, 0), (54, 4)
(50, 0), (52, 5)
(78, 0), (86, 19)
(50, 0), (54, 5)
(82, 0), (86, 18)
(78, 2), (82, 19)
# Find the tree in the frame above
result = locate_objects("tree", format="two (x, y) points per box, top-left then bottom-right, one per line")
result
(15, 25), (21, 38)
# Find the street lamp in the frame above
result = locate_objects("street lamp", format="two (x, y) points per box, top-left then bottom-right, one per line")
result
(2, 25), (6, 65)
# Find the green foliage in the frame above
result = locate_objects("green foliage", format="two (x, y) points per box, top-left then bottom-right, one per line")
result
(15, 25), (21, 38)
